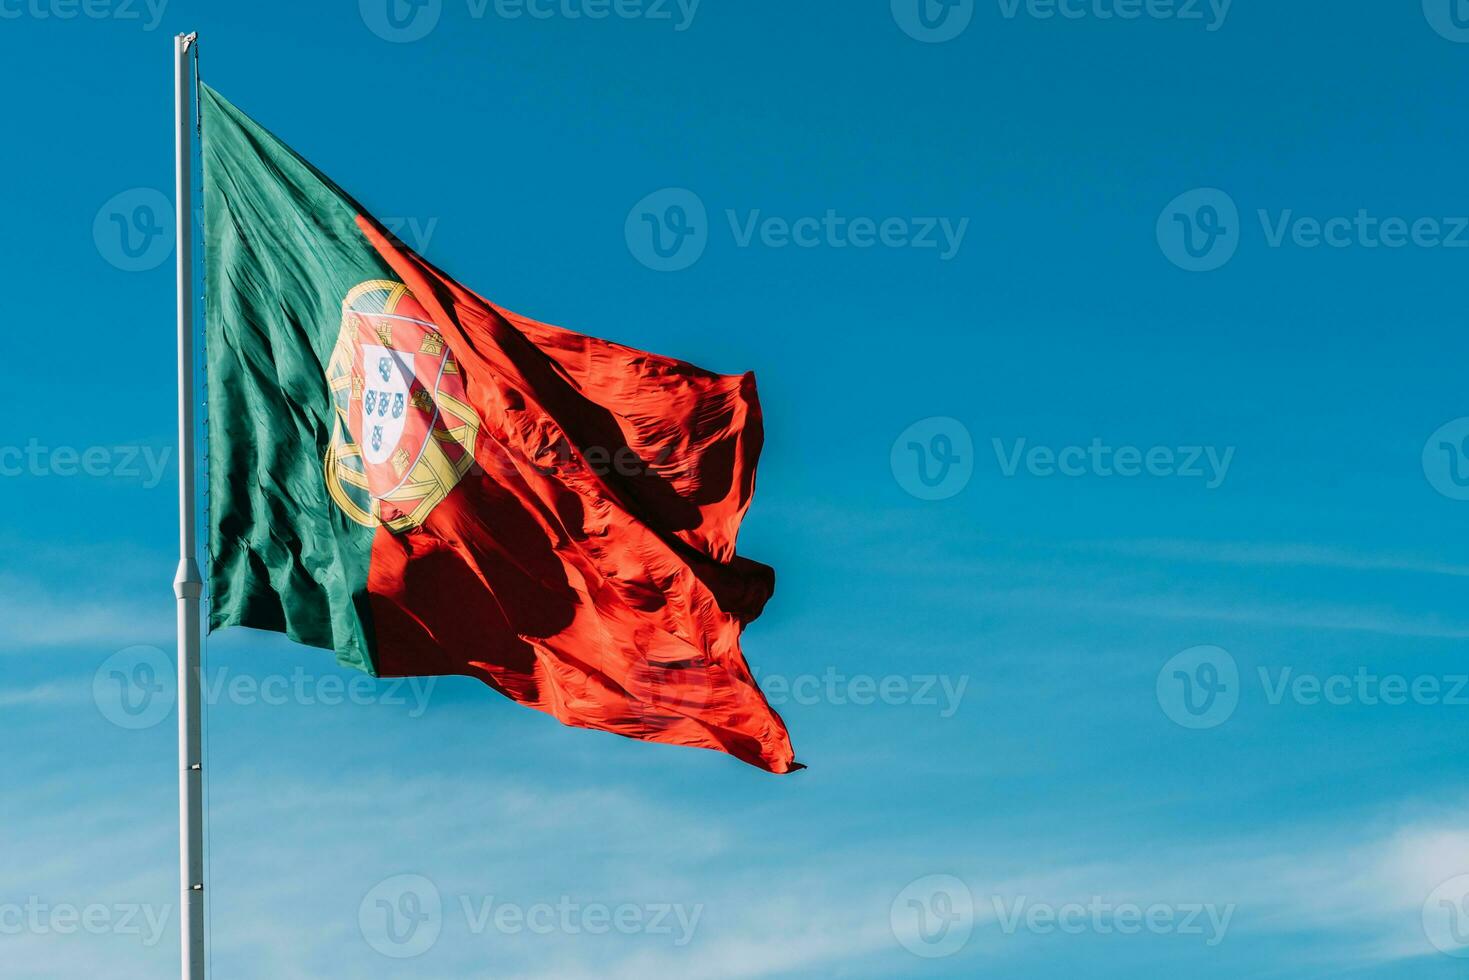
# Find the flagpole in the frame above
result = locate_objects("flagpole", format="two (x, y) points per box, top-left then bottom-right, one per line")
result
(173, 30), (206, 980)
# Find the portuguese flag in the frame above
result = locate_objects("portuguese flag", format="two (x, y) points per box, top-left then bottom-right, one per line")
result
(201, 85), (799, 774)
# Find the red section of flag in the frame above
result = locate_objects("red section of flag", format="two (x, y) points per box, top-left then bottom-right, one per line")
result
(356, 217), (800, 774)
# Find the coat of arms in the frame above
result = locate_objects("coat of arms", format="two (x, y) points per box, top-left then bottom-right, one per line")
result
(324, 280), (480, 532)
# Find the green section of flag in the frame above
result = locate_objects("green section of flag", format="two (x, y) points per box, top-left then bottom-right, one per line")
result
(201, 84), (385, 673)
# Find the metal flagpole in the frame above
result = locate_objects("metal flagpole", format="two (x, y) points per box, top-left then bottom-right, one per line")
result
(173, 30), (206, 980)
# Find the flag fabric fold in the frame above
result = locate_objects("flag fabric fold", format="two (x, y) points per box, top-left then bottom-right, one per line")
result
(201, 83), (799, 773)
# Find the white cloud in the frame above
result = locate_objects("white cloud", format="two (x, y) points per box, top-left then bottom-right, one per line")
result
(7, 762), (1469, 979)
(948, 808), (1469, 969)
(980, 584), (1469, 639)
(1081, 538), (1469, 579)
(0, 566), (172, 653)
(0, 681), (84, 707)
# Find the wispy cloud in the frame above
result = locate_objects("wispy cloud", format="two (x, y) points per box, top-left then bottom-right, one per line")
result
(990, 586), (1469, 639)
(1077, 538), (1469, 579)
(870, 530), (1469, 639)
(912, 803), (1469, 972)
(0, 541), (174, 653)
(0, 577), (170, 652)
(0, 681), (84, 708)
(8, 764), (1468, 979)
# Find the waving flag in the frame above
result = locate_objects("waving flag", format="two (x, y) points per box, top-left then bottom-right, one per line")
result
(201, 84), (798, 773)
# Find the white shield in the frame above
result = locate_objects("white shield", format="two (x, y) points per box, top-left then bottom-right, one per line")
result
(359, 344), (414, 465)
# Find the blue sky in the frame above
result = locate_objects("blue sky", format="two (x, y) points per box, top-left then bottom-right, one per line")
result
(4, 0), (1469, 976)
